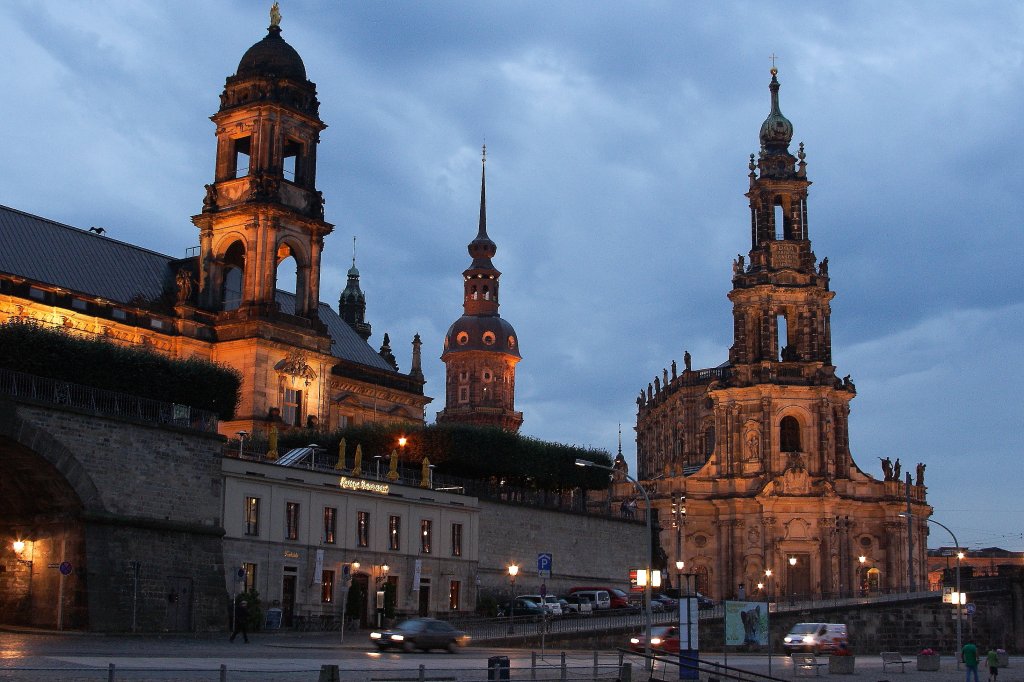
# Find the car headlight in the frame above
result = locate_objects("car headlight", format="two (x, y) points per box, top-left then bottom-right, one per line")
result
(370, 632), (382, 639)
(390, 634), (404, 641)
(630, 637), (641, 645)
(651, 638), (662, 645)
(803, 635), (815, 644)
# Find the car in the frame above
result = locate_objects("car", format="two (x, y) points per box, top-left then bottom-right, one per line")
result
(628, 625), (681, 654)
(497, 597), (545, 620)
(370, 617), (470, 653)
(562, 594), (594, 616)
(568, 586), (632, 609)
(652, 593), (678, 610)
(783, 622), (848, 654)
(519, 594), (563, 617)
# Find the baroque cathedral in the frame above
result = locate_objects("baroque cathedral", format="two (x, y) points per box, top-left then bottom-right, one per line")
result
(0, 10), (521, 441)
(630, 69), (931, 601)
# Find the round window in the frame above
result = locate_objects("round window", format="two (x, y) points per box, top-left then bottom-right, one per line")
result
(482, 331), (496, 346)
(508, 335), (516, 348)
(456, 331), (469, 345)
(482, 370), (493, 382)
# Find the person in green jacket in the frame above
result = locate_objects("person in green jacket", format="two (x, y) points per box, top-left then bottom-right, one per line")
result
(963, 641), (979, 682)
(987, 647), (1000, 682)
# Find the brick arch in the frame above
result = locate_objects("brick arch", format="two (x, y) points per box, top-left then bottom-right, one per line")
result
(0, 403), (104, 514)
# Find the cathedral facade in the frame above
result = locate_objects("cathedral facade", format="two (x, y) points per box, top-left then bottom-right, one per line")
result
(0, 15), (429, 440)
(633, 70), (931, 601)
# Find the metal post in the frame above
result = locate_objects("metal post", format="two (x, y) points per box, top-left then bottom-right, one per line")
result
(926, 517), (963, 670)
(905, 472), (915, 592)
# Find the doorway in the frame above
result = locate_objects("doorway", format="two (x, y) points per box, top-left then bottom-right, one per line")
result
(418, 578), (431, 617)
(281, 574), (297, 627)
(164, 577), (193, 632)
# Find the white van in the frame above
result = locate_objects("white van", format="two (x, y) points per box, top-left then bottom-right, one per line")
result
(569, 589), (611, 610)
(782, 622), (848, 653)
(519, 594), (562, 616)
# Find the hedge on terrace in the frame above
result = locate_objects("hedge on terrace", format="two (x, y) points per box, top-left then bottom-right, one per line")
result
(0, 320), (241, 419)
(273, 422), (615, 491)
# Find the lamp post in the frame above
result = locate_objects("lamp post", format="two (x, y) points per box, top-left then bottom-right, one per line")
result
(576, 458), (653, 662)
(236, 430), (248, 458)
(764, 568), (774, 677)
(12, 540), (34, 624)
(374, 455), (384, 480)
(858, 555), (867, 596)
(921, 516), (964, 669)
(788, 556), (798, 602)
(507, 563), (519, 634)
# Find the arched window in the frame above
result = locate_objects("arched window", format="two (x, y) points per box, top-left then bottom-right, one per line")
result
(695, 565), (710, 596)
(780, 416), (801, 452)
(703, 425), (716, 457)
(221, 241), (245, 311)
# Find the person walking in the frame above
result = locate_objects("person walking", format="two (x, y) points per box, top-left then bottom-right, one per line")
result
(963, 640), (979, 682)
(986, 646), (1000, 682)
(229, 598), (250, 643)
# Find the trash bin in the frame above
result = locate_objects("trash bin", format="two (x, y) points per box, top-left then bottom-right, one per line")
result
(488, 656), (510, 681)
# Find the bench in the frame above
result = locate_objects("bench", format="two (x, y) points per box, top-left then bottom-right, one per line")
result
(792, 653), (827, 677)
(881, 651), (914, 672)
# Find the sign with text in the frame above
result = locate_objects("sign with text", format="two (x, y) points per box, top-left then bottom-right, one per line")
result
(537, 553), (552, 578)
(339, 477), (390, 495)
(724, 600), (768, 646)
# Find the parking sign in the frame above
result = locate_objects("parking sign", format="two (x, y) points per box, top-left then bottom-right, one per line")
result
(537, 553), (552, 578)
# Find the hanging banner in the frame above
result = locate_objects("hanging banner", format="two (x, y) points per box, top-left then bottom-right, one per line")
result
(725, 600), (768, 646)
(313, 549), (324, 584)
(679, 596), (699, 680)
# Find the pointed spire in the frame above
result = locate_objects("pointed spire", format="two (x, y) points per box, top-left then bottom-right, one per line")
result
(759, 67), (794, 153)
(468, 145), (497, 266)
(410, 333), (424, 381)
(340, 236), (371, 341)
(378, 332), (398, 371)
(618, 423), (623, 458)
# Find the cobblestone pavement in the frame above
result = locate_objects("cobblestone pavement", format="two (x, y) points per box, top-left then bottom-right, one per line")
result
(0, 630), (1015, 682)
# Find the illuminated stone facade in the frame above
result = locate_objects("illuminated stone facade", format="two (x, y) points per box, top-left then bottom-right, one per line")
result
(631, 70), (932, 601)
(0, 18), (429, 440)
(437, 151), (523, 431)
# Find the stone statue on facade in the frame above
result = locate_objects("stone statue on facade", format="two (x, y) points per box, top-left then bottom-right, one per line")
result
(818, 257), (829, 276)
(684, 351), (692, 372)
(915, 462), (926, 486)
(892, 458), (901, 481)
(879, 456), (893, 481)
(175, 269), (193, 304)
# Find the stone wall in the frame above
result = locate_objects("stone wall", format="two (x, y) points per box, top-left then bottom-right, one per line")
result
(477, 499), (647, 601)
(2, 400), (228, 632)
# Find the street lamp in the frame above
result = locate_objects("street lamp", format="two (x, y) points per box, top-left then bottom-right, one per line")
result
(507, 563), (519, 634)
(858, 555), (867, 595)
(764, 568), (774, 677)
(576, 458), (654, 662)
(236, 430), (248, 458)
(915, 515), (964, 669)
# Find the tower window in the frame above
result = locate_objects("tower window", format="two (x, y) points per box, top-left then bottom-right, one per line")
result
(780, 416), (801, 452)
(482, 369), (493, 382)
(458, 386), (469, 403)
(282, 139), (303, 183)
(482, 332), (495, 346)
(777, 314), (789, 361)
(456, 332), (469, 346)
(232, 136), (251, 179)
(774, 203), (784, 240)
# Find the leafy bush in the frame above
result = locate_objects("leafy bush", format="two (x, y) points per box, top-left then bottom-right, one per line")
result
(0, 320), (241, 419)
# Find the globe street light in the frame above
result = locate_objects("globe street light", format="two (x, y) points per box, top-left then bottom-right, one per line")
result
(576, 458), (653, 662)
(507, 563), (519, 634)
(858, 555), (867, 596)
(764, 568), (774, 677)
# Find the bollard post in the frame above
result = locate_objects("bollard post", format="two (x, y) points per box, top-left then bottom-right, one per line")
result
(619, 661), (632, 682)
(531, 650), (537, 681)
(419, 664), (426, 682)
(220, 663), (227, 682)
(560, 651), (567, 682)
(318, 664), (341, 682)
(108, 663), (115, 682)
(593, 650), (599, 680)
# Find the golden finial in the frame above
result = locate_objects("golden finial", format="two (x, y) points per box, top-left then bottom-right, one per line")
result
(770, 53), (778, 76)
(270, 2), (282, 28)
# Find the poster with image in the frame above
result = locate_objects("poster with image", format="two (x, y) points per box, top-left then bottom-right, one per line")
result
(724, 600), (768, 647)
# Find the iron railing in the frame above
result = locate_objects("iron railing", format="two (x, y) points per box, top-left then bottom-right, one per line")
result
(0, 367), (219, 433)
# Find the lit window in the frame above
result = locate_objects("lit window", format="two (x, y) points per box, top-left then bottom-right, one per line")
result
(449, 580), (461, 610)
(286, 502), (300, 541)
(243, 562), (257, 593)
(451, 523), (463, 557)
(244, 497), (260, 536)
(283, 388), (302, 427)
(357, 511), (369, 548)
(421, 519), (432, 554)
(323, 507), (337, 544)
(389, 515), (401, 551)
(321, 570), (335, 603)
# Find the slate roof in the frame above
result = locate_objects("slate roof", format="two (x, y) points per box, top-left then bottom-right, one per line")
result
(0, 204), (396, 374)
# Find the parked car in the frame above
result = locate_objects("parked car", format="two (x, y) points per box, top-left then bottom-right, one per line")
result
(561, 594), (594, 616)
(519, 594), (563, 616)
(568, 586), (632, 609)
(652, 593), (678, 610)
(628, 625), (681, 654)
(370, 617), (470, 653)
(568, 589), (611, 610)
(497, 597), (545, 620)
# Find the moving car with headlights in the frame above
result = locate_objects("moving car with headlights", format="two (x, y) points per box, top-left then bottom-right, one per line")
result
(370, 617), (470, 653)
(629, 625), (681, 654)
(782, 622), (848, 654)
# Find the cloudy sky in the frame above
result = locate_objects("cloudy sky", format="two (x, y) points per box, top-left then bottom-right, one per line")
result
(2, 2), (1022, 552)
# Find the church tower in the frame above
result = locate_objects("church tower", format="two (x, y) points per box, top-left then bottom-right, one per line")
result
(631, 70), (930, 602)
(192, 6), (332, 323)
(437, 148), (523, 431)
(339, 240), (372, 341)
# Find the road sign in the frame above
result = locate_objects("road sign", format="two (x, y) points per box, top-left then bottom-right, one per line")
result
(966, 603), (976, 616)
(59, 561), (73, 576)
(537, 552), (552, 578)
(540, 583), (547, 598)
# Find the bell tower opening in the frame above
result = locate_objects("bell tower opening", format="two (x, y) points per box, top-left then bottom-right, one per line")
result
(774, 203), (784, 240)
(222, 241), (245, 311)
(780, 416), (801, 452)
(276, 243), (298, 295)
(777, 313), (789, 360)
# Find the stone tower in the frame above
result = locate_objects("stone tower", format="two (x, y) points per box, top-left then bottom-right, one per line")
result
(339, 240), (372, 341)
(437, 148), (523, 431)
(192, 10), (332, 322)
(632, 70), (930, 601)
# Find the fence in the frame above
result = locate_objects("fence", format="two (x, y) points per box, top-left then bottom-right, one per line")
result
(0, 367), (219, 433)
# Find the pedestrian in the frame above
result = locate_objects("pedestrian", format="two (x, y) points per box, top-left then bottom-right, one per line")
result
(230, 598), (250, 643)
(963, 640), (979, 682)
(987, 646), (999, 682)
